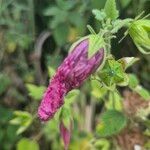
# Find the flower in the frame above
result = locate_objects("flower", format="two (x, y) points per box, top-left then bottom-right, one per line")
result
(38, 37), (104, 121)
(128, 19), (150, 54)
(60, 121), (72, 150)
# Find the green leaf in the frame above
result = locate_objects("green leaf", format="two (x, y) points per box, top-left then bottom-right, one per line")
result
(89, 34), (105, 58)
(104, 0), (119, 19)
(91, 80), (107, 99)
(48, 66), (56, 78)
(118, 57), (139, 70)
(60, 106), (72, 128)
(0, 73), (11, 95)
(43, 6), (60, 16)
(99, 59), (125, 86)
(91, 0), (106, 9)
(65, 89), (80, 105)
(111, 19), (132, 33)
(26, 84), (46, 100)
(53, 23), (69, 46)
(120, 0), (131, 8)
(92, 9), (106, 21)
(105, 92), (123, 111)
(17, 138), (39, 150)
(10, 111), (33, 134)
(135, 86), (150, 100)
(128, 74), (139, 88)
(94, 139), (110, 150)
(96, 110), (127, 137)
(56, 0), (76, 10)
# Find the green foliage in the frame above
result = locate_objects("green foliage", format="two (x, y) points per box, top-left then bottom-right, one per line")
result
(26, 84), (46, 100)
(105, 92), (123, 111)
(134, 86), (150, 100)
(128, 74), (139, 88)
(128, 19), (150, 54)
(94, 139), (110, 150)
(99, 59), (126, 86)
(91, 80), (107, 99)
(129, 74), (150, 100)
(92, 9), (106, 21)
(88, 34), (105, 57)
(118, 57), (139, 70)
(65, 89), (80, 105)
(120, 0), (131, 8)
(10, 111), (33, 134)
(17, 138), (39, 150)
(0, 74), (11, 95)
(96, 110), (127, 137)
(104, 0), (119, 19)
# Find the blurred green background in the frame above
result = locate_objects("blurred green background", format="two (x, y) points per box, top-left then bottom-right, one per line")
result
(0, 0), (150, 150)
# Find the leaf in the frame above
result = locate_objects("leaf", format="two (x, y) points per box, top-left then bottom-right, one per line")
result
(105, 92), (123, 111)
(94, 139), (110, 150)
(99, 59), (125, 86)
(48, 66), (56, 78)
(92, 9), (106, 21)
(111, 19), (132, 33)
(96, 110), (127, 137)
(53, 23), (69, 46)
(91, 0), (106, 9)
(10, 111), (33, 135)
(118, 57), (139, 70)
(0, 73), (11, 95)
(91, 80), (107, 99)
(43, 6), (60, 16)
(26, 84), (46, 100)
(104, 0), (119, 20)
(17, 138), (39, 150)
(89, 34), (105, 58)
(128, 74), (139, 88)
(56, 0), (76, 10)
(120, 0), (131, 8)
(135, 86), (150, 100)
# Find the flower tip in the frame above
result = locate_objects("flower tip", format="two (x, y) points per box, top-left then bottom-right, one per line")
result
(38, 107), (52, 122)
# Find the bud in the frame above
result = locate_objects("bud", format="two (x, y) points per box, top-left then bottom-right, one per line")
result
(128, 19), (150, 54)
(38, 35), (105, 121)
(60, 121), (72, 150)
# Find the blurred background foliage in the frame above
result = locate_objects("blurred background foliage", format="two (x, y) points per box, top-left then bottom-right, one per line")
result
(0, 0), (150, 150)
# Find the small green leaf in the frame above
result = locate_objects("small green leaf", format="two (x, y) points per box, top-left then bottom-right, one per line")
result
(104, 0), (119, 20)
(96, 110), (127, 137)
(17, 138), (39, 150)
(60, 106), (72, 128)
(26, 84), (46, 100)
(92, 9), (106, 21)
(89, 34), (105, 58)
(128, 74), (139, 88)
(118, 57), (139, 70)
(105, 92), (123, 111)
(43, 7), (60, 16)
(135, 86), (150, 100)
(91, 80), (107, 99)
(65, 89), (80, 105)
(120, 0), (131, 8)
(0, 73), (11, 95)
(53, 23), (69, 46)
(10, 111), (33, 135)
(48, 66), (56, 78)
(99, 59), (125, 86)
(94, 139), (110, 150)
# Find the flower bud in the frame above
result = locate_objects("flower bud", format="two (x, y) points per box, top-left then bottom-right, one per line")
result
(128, 19), (150, 54)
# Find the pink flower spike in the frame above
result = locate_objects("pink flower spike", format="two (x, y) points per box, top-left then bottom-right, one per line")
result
(60, 121), (71, 150)
(38, 38), (104, 121)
